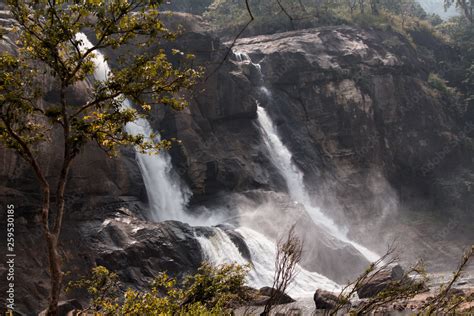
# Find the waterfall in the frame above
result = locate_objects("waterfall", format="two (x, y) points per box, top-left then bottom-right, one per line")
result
(257, 103), (379, 263)
(75, 34), (364, 300)
(75, 33), (190, 222)
(197, 227), (340, 298)
(236, 48), (380, 262)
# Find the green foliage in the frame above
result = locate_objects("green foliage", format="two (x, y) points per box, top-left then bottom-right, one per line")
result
(0, 52), (44, 152)
(204, 0), (305, 32)
(161, 0), (213, 15)
(379, 0), (427, 18)
(435, 14), (474, 106)
(204, 0), (434, 31)
(181, 262), (251, 309)
(0, 0), (201, 158)
(69, 262), (251, 315)
(428, 72), (457, 95)
(0, 2), (201, 312)
(67, 266), (121, 312)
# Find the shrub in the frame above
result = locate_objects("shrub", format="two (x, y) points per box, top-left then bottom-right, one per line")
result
(69, 262), (250, 315)
(428, 72), (457, 95)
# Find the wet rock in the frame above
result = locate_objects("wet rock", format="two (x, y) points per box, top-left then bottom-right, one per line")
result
(235, 191), (370, 283)
(246, 286), (295, 306)
(258, 287), (295, 305)
(313, 289), (339, 310)
(218, 224), (252, 261)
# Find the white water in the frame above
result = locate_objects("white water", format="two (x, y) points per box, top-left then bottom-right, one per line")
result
(75, 33), (190, 222)
(238, 48), (380, 263)
(256, 105), (379, 262)
(197, 227), (341, 297)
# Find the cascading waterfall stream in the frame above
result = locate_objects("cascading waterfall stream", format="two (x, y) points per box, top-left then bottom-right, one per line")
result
(257, 106), (379, 262)
(197, 227), (341, 297)
(75, 33), (190, 222)
(237, 50), (380, 262)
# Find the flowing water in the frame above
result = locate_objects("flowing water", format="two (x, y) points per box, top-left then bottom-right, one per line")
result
(238, 49), (380, 262)
(197, 227), (341, 297)
(256, 105), (380, 262)
(75, 33), (190, 222)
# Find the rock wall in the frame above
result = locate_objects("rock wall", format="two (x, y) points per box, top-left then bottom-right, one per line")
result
(158, 22), (473, 266)
(162, 24), (472, 216)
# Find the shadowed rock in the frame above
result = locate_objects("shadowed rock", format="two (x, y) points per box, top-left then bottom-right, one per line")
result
(357, 264), (405, 298)
(314, 289), (340, 310)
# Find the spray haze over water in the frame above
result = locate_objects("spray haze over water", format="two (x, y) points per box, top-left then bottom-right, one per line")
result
(197, 227), (341, 297)
(257, 105), (380, 263)
(244, 48), (380, 262)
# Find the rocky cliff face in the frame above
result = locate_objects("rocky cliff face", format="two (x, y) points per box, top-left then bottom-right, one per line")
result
(163, 23), (472, 214)
(158, 21), (473, 265)
(0, 11), (473, 314)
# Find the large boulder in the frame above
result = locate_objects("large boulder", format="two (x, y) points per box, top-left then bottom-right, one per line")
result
(313, 289), (340, 310)
(357, 264), (405, 298)
(258, 287), (295, 305)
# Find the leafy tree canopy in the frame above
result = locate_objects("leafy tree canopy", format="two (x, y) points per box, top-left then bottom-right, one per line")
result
(0, 0), (201, 158)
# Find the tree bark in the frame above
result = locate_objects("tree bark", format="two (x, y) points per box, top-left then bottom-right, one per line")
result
(370, 0), (379, 15)
(45, 232), (62, 316)
(359, 0), (365, 14)
(460, 0), (473, 23)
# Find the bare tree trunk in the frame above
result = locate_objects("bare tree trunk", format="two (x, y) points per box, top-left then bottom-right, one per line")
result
(370, 0), (379, 15)
(359, 0), (365, 14)
(45, 84), (73, 315)
(45, 164), (71, 315)
(2, 121), (61, 314)
(33, 158), (61, 315)
(45, 232), (62, 316)
(36, 178), (60, 316)
(37, 160), (65, 316)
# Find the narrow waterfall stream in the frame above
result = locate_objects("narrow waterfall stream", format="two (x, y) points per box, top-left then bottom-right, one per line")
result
(237, 50), (379, 262)
(76, 33), (190, 222)
(257, 105), (380, 262)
